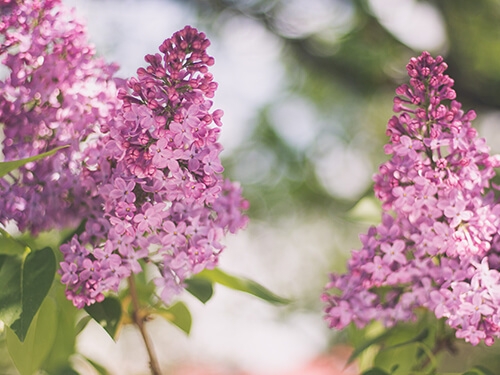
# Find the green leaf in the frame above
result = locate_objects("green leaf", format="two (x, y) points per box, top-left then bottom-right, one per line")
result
(11, 248), (56, 341)
(0, 228), (28, 256)
(0, 247), (56, 342)
(6, 296), (57, 375)
(84, 357), (111, 375)
(362, 368), (390, 375)
(414, 341), (437, 371)
(389, 364), (399, 374)
(469, 366), (496, 375)
(84, 296), (122, 340)
(194, 268), (290, 305)
(156, 301), (192, 335)
(185, 277), (214, 303)
(381, 328), (429, 352)
(75, 315), (93, 335)
(41, 283), (79, 374)
(133, 269), (156, 306)
(0, 145), (69, 178)
(0, 254), (23, 326)
(346, 328), (394, 366)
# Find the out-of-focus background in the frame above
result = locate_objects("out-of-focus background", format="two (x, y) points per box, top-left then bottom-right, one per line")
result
(10, 0), (500, 374)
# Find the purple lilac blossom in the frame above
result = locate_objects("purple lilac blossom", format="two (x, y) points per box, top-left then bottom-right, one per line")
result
(323, 52), (500, 346)
(59, 26), (249, 308)
(0, 0), (122, 234)
(0, 1), (248, 308)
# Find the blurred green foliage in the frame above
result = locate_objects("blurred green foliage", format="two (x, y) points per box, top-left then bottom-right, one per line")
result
(181, 0), (500, 214)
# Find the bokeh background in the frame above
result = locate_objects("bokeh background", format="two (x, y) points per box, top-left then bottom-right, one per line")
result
(5, 0), (500, 374)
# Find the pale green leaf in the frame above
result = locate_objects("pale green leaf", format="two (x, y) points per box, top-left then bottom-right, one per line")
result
(41, 283), (78, 374)
(194, 268), (290, 305)
(0, 145), (69, 178)
(346, 328), (394, 366)
(6, 296), (57, 375)
(381, 328), (429, 352)
(0, 228), (27, 256)
(84, 357), (111, 375)
(156, 301), (192, 335)
(75, 315), (93, 335)
(0, 254), (23, 326)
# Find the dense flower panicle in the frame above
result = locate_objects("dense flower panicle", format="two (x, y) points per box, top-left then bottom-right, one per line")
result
(0, 3), (247, 308)
(0, 0), (122, 234)
(59, 26), (248, 308)
(323, 52), (500, 346)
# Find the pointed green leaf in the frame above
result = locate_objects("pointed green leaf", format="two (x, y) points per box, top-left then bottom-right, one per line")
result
(75, 315), (93, 335)
(0, 145), (69, 177)
(84, 357), (111, 375)
(134, 270), (156, 306)
(381, 328), (429, 352)
(415, 341), (438, 370)
(0, 228), (27, 256)
(0, 248), (56, 342)
(389, 364), (399, 374)
(6, 296), (57, 375)
(194, 268), (290, 305)
(346, 328), (394, 366)
(84, 296), (122, 340)
(185, 277), (214, 303)
(41, 283), (79, 374)
(0, 254), (23, 326)
(10, 247), (56, 341)
(156, 301), (192, 335)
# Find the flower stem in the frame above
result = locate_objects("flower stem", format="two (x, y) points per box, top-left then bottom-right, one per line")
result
(128, 275), (162, 375)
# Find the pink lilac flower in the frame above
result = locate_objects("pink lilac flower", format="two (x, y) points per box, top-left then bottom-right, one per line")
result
(0, 2), (248, 308)
(323, 52), (500, 346)
(0, 0), (122, 234)
(57, 25), (248, 307)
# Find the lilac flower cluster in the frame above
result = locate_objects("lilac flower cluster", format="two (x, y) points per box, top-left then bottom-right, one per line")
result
(59, 26), (248, 308)
(0, 0), (121, 234)
(0, 1), (247, 308)
(323, 52), (500, 346)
